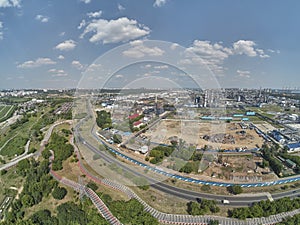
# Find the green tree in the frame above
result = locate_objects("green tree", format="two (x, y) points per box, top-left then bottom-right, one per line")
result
(228, 185), (243, 195)
(17, 159), (31, 177)
(87, 182), (98, 192)
(52, 187), (67, 200)
(209, 220), (219, 225)
(56, 202), (87, 225)
(96, 110), (112, 129)
(42, 149), (52, 159)
(29, 209), (58, 225)
(21, 194), (34, 207)
(187, 201), (202, 215)
(112, 134), (122, 144)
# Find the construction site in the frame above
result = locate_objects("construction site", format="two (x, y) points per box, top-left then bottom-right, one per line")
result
(145, 120), (264, 151)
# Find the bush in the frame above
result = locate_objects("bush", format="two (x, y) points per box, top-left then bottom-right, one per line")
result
(87, 181), (98, 192)
(0, 169), (7, 175)
(227, 185), (243, 195)
(52, 187), (67, 200)
(42, 149), (52, 159)
(201, 185), (211, 192)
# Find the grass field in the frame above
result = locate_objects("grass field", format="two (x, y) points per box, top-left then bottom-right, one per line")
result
(0, 136), (28, 157)
(0, 113), (40, 160)
(0, 105), (16, 123)
(0, 168), (24, 204)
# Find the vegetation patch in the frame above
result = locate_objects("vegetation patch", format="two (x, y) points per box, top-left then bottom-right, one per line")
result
(229, 197), (300, 219)
(45, 133), (74, 171)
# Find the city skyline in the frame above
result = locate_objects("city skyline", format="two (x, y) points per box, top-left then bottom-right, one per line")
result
(0, 0), (300, 89)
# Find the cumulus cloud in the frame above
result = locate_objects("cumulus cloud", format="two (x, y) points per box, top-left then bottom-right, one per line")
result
(256, 49), (270, 58)
(232, 40), (271, 58)
(237, 70), (251, 78)
(57, 55), (64, 60)
(86, 63), (102, 72)
(0, 0), (21, 8)
(35, 14), (49, 23)
(185, 39), (270, 74)
(18, 58), (56, 68)
(72, 60), (84, 70)
(123, 40), (164, 58)
(79, 17), (150, 44)
(48, 68), (68, 77)
(233, 40), (257, 57)
(118, 3), (125, 11)
(187, 40), (232, 61)
(80, 0), (91, 3)
(78, 20), (86, 29)
(170, 43), (179, 50)
(87, 10), (102, 18)
(55, 39), (76, 51)
(153, 0), (167, 7)
(185, 40), (232, 73)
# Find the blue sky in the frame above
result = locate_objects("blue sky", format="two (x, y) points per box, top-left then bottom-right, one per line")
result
(0, 0), (299, 89)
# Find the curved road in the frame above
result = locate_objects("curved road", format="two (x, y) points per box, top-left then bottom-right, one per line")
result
(76, 127), (300, 206)
(0, 120), (71, 171)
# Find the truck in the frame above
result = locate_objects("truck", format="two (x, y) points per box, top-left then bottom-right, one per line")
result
(222, 199), (230, 204)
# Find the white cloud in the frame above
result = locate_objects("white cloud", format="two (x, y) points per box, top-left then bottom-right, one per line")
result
(85, 63), (102, 73)
(80, 17), (150, 44)
(80, 0), (91, 3)
(87, 10), (102, 18)
(72, 60), (84, 70)
(78, 20), (86, 29)
(0, 0), (21, 8)
(55, 39), (76, 51)
(48, 68), (68, 77)
(123, 40), (164, 58)
(185, 39), (270, 74)
(59, 32), (65, 37)
(18, 58), (56, 68)
(267, 49), (275, 53)
(233, 40), (257, 57)
(237, 70), (251, 78)
(118, 3), (125, 11)
(0, 21), (3, 40)
(35, 14), (49, 23)
(142, 64), (152, 69)
(153, 0), (167, 7)
(256, 49), (270, 58)
(170, 43), (179, 50)
(154, 65), (169, 69)
(187, 40), (232, 61)
(57, 55), (64, 60)
(185, 40), (232, 73)
(115, 74), (124, 78)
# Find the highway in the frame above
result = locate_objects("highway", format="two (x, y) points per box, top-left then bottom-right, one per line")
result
(79, 132), (300, 206)
(73, 100), (300, 207)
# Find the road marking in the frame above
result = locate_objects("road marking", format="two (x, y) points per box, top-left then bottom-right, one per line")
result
(266, 192), (274, 202)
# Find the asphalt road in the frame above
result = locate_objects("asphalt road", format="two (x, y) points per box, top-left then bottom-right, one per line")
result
(77, 129), (279, 206)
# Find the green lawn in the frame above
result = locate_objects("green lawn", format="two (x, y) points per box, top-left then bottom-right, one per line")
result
(0, 105), (16, 123)
(0, 168), (24, 203)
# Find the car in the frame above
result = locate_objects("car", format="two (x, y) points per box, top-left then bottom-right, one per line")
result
(222, 199), (230, 204)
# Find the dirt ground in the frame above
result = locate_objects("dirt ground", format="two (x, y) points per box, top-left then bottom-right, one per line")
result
(145, 120), (264, 150)
(255, 122), (277, 133)
(201, 154), (275, 182)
